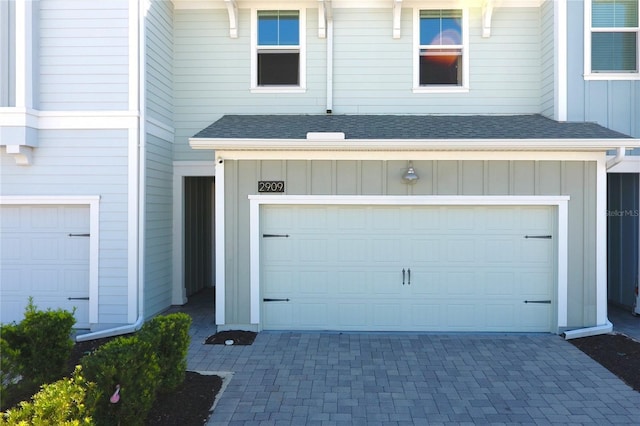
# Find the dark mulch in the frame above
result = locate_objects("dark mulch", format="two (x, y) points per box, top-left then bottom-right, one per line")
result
(570, 333), (640, 392)
(68, 335), (223, 426)
(205, 330), (257, 345)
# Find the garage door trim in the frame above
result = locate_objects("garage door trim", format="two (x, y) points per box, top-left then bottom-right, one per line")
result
(248, 195), (569, 332)
(0, 196), (100, 324)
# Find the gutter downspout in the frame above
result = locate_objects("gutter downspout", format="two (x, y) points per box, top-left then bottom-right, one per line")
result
(326, 3), (333, 114)
(606, 146), (626, 170)
(563, 147), (627, 341)
(76, 0), (146, 342)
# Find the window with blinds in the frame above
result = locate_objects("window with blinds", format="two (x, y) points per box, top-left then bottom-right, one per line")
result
(590, 0), (639, 73)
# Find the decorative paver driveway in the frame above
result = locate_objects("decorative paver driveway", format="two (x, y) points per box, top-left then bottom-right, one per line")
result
(186, 331), (640, 425)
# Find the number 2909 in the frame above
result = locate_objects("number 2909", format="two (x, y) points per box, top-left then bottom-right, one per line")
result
(258, 181), (285, 193)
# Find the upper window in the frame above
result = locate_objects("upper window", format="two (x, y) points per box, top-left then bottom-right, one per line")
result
(586, 0), (639, 79)
(252, 9), (306, 92)
(414, 9), (469, 92)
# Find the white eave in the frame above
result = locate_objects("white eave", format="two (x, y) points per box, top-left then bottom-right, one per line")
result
(190, 137), (635, 152)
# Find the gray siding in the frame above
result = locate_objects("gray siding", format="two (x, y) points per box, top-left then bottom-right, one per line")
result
(173, 6), (544, 161)
(144, 133), (174, 318)
(143, 1), (175, 318)
(146, 0), (174, 126)
(223, 159), (597, 329)
(38, 0), (129, 111)
(0, 129), (130, 324)
(539, 0), (554, 118)
(567, 1), (640, 139)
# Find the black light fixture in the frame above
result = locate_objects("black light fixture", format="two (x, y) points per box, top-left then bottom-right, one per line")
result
(402, 161), (419, 184)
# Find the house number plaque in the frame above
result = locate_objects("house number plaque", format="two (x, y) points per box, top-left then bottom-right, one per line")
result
(258, 181), (285, 193)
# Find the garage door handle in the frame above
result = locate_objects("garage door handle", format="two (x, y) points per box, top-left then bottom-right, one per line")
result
(68, 233), (90, 237)
(263, 298), (290, 302)
(402, 269), (405, 285)
(68, 297), (90, 300)
(263, 234), (290, 238)
(524, 235), (552, 239)
(408, 268), (411, 285)
(524, 300), (551, 304)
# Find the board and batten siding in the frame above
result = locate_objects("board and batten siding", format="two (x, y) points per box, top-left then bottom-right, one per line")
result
(0, 129), (130, 325)
(144, 133), (174, 319)
(539, 0), (555, 118)
(146, 0), (174, 126)
(173, 6), (544, 162)
(38, 0), (129, 111)
(221, 159), (597, 329)
(567, 1), (640, 140)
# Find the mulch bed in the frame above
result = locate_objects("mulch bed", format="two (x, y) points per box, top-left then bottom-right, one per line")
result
(204, 330), (257, 345)
(569, 333), (640, 392)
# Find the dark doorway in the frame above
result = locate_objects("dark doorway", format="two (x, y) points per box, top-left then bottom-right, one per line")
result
(607, 173), (639, 309)
(184, 176), (215, 297)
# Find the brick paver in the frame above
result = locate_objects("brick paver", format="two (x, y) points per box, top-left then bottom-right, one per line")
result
(186, 331), (640, 425)
(173, 292), (640, 425)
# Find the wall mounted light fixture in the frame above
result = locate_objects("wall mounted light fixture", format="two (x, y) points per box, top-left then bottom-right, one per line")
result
(402, 161), (419, 184)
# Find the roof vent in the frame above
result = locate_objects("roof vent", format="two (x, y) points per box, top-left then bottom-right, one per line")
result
(306, 132), (345, 140)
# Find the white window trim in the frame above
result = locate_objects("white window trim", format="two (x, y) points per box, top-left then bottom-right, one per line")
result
(413, 7), (470, 93)
(250, 8), (307, 93)
(584, 0), (640, 80)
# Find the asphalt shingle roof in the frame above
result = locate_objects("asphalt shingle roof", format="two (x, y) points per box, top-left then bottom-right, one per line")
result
(193, 114), (632, 140)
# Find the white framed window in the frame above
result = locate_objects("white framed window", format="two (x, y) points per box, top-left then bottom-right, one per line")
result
(251, 9), (306, 93)
(413, 8), (469, 93)
(585, 0), (639, 80)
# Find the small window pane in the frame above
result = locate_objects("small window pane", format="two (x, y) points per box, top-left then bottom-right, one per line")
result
(419, 49), (462, 85)
(420, 10), (462, 46)
(592, 0), (638, 28)
(258, 10), (299, 46)
(258, 51), (299, 85)
(592, 32), (638, 71)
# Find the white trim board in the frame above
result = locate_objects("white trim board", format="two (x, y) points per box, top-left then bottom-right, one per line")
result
(0, 196), (101, 325)
(246, 195), (570, 332)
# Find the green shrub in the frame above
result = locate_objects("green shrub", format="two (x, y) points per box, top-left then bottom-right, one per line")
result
(0, 331), (22, 407)
(0, 366), (95, 426)
(2, 299), (76, 386)
(81, 336), (160, 426)
(139, 313), (192, 392)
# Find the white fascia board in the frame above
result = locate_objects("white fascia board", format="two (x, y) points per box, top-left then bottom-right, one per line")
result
(0, 109), (139, 129)
(211, 150), (605, 162)
(173, 0), (543, 9)
(190, 137), (636, 152)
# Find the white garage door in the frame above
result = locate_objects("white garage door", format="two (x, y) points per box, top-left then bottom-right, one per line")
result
(1, 205), (90, 328)
(261, 205), (555, 332)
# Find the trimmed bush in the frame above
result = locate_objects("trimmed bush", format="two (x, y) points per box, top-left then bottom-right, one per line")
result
(2, 299), (76, 386)
(0, 331), (21, 406)
(0, 366), (95, 425)
(139, 313), (192, 392)
(81, 336), (160, 426)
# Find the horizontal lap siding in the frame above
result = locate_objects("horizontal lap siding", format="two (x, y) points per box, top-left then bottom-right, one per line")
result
(0, 129), (130, 324)
(224, 160), (596, 328)
(144, 1), (175, 319)
(38, 0), (129, 110)
(540, 0), (554, 118)
(146, 0), (174, 126)
(145, 133), (173, 318)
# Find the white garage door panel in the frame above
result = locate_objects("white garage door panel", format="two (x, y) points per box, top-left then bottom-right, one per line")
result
(0, 205), (90, 328)
(261, 205), (554, 332)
